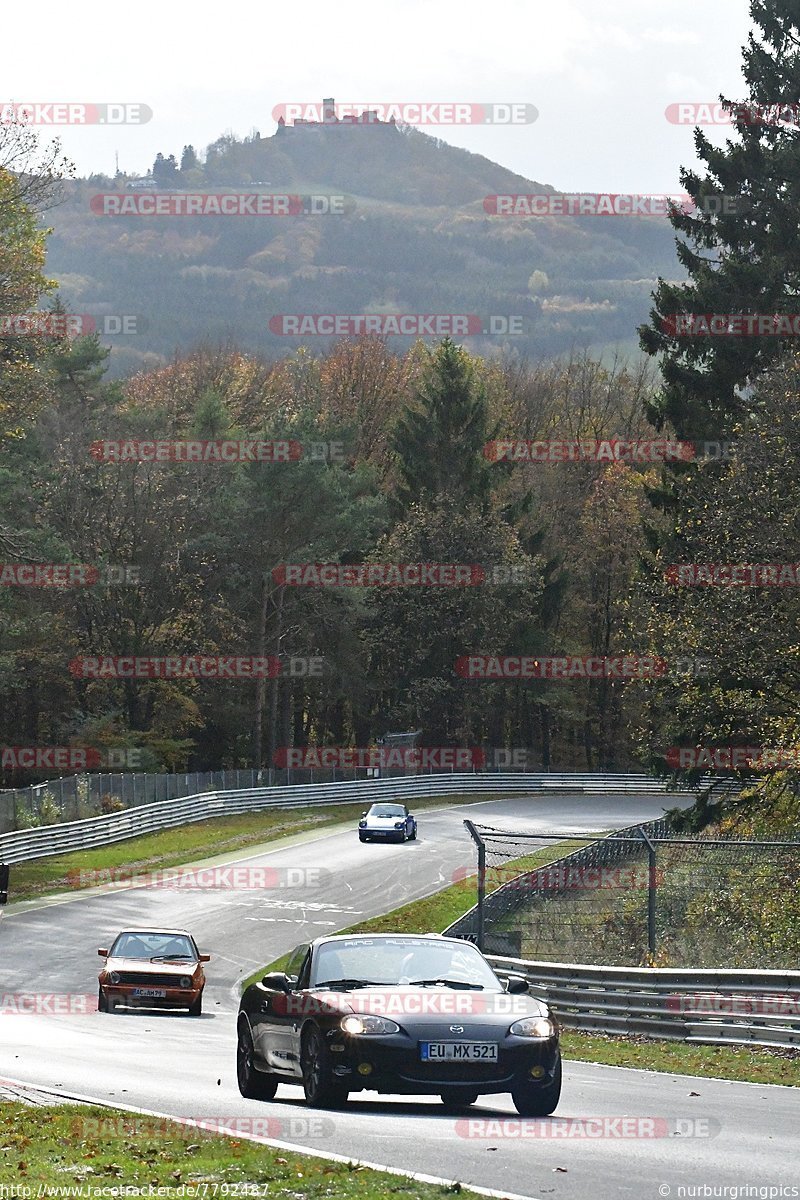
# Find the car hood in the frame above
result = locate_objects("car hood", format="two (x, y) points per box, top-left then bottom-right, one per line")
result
(291, 986), (551, 1024)
(365, 815), (405, 824)
(104, 957), (198, 974)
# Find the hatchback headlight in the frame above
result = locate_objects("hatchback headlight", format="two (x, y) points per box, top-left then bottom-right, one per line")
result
(109, 972), (120, 984)
(359, 820), (367, 827)
(340, 1014), (400, 1035)
(509, 1017), (555, 1039)
(180, 976), (192, 989)
(394, 821), (405, 829)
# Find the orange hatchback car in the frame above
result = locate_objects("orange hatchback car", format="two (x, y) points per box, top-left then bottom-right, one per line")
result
(98, 928), (210, 1015)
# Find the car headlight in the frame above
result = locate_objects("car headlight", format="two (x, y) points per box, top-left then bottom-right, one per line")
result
(509, 1017), (555, 1039)
(394, 821), (405, 829)
(340, 1014), (400, 1035)
(180, 976), (193, 989)
(109, 972), (120, 985)
(359, 820), (367, 827)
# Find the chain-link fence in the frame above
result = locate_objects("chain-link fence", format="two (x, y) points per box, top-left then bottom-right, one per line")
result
(447, 819), (800, 969)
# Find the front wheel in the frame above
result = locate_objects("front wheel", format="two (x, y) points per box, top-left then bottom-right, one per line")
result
(237, 1019), (278, 1100)
(358, 834), (368, 842)
(408, 824), (417, 841)
(188, 993), (202, 1017)
(511, 1054), (562, 1117)
(97, 987), (108, 1014)
(301, 1026), (349, 1108)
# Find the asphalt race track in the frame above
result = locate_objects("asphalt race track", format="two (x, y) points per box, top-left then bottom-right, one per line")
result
(1, 794), (797, 1200)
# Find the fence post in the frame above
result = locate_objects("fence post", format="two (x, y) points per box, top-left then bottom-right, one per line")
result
(464, 819), (486, 951)
(638, 826), (658, 959)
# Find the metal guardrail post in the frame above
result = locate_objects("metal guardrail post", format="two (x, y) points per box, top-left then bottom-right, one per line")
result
(0, 861), (9, 905)
(463, 819), (486, 950)
(638, 825), (658, 958)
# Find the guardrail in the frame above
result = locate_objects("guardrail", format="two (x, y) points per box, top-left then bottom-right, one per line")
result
(0, 772), (693, 865)
(487, 957), (800, 1049)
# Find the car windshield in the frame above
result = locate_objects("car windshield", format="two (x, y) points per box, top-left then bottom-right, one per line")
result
(310, 938), (501, 989)
(110, 933), (196, 960)
(368, 805), (405, 818)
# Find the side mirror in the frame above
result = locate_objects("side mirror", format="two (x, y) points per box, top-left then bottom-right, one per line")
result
(261, 971), (290, 991)
(97, 948), (108, 958)
(505, 975), (529, 994)
(198, 953), (211, 963)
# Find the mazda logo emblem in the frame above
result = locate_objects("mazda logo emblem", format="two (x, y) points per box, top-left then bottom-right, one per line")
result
(449, 1024), (465, 1033)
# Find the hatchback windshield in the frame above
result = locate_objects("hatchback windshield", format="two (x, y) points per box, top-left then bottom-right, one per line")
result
(311, 938), (501, 989)
(368, 805), (406, 818)
(110, 932), (196, 960)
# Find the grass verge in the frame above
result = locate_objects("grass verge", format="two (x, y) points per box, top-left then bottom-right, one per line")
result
(242, 839), (800, 1088)
(0, 1101), (487, 1196)
(6, 795), (487, 905)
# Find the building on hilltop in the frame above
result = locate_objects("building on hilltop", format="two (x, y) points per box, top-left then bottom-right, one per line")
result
(278, 98), (396, 131)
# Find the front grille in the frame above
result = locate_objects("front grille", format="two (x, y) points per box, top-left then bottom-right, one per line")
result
(115, 973), (188, 988)
(401, 1062), (511, 1083)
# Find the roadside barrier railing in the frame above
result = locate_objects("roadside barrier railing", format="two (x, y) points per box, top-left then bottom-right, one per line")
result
(487, 956), (800, 1049)
(0, 772), (696, 865)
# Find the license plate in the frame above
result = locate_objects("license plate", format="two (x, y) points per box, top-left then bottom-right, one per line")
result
(420, 1042), (498, 1062)
(131, 988), (167, 998)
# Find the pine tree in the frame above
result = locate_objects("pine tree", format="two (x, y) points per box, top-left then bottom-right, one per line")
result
(640, 0), (800, 441)
(390, 338), (493, 514)
(180, 145), (198, 172)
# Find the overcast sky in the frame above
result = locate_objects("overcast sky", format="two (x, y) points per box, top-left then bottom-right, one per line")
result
(5, 0), (754, 192)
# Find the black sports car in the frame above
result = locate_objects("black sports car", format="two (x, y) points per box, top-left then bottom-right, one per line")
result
(236, 933), (561, 1115)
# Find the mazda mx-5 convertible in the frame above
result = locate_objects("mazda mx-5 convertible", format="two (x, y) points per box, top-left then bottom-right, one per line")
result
(236, 933), (561, 1114)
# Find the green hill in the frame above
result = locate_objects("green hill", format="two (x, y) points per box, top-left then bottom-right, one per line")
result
(44, 122), (683, 375)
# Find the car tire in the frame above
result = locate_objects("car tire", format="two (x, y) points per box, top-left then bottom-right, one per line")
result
(511, 1053), (562, 1117)
(439, 1088), (479, 1112)
(301, 1025), (349, 1108)
(408, 825), (417, 840)
(359, 834), (367, 842)
(97, 987), (108, 1014)
(237, 1018), (278, 1100)
(188, 994), (202, 1017)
